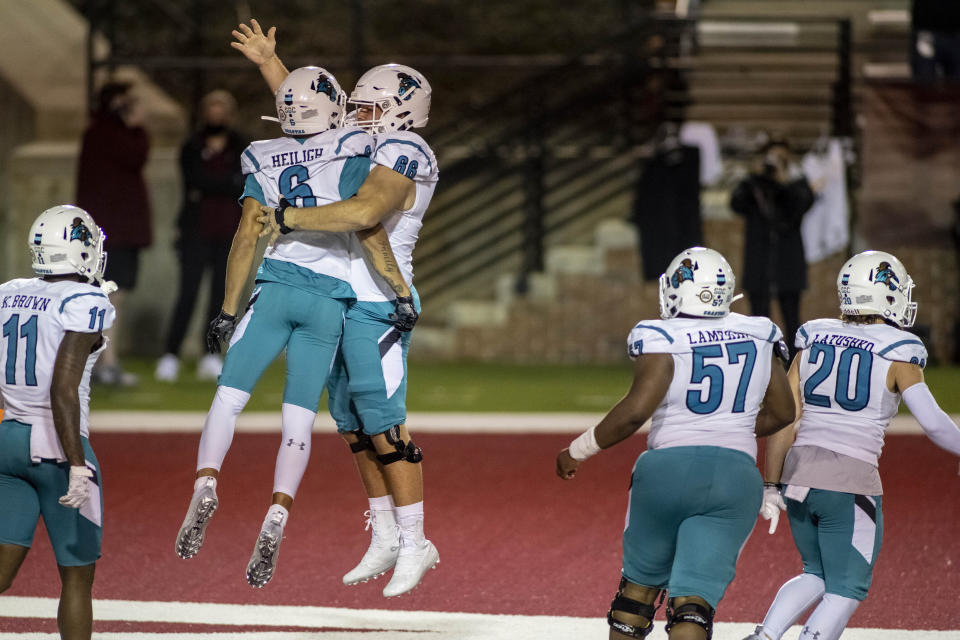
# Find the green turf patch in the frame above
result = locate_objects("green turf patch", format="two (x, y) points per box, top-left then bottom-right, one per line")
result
(89, 358), (960, 414)
(90, 358), (634, 413)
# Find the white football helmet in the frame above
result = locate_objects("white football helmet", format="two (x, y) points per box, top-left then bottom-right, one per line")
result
(837, 250), (917, 328)
(347, 63), (431, 133)
(659, 247), (742, 319)
(274, 66), (345, 136)
(29, 205), (107, 282)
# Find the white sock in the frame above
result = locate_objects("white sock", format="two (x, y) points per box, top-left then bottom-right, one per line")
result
(272, 403), (315, 498)
(760, 573), (826, 639)
(193, 476), (217, 492)
(196, 386), (250, 471)
(798, 593), (861, 640)
(395, 501), (424, 547)
(369, 495), (395, 512)
(264, 504), (288, 529)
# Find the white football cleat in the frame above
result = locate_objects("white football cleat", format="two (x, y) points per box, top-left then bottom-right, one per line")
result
(246, 511), (285, 588)
(343, 509), (400, 585)
(197, 354), (223, 381)
(174, 477), (218, 559)
(382, 520), (438, 598)
(155, 353), (180, 382)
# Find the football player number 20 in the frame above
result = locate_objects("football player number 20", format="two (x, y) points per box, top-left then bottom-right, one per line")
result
(803, 344), (871, 411)
(2, 314), (38, 386)
(687, 340), (757, 414)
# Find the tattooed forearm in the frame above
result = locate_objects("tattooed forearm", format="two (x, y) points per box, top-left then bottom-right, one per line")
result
(358, 225), (411, 298)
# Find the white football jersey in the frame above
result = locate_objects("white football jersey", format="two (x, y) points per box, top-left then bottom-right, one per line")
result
(241, 127), (375, 283)
(346, 131), (439, 302)
(792, 318), (928, 466)
(0, 278), (114, 461)
(627, 312), (784, 459)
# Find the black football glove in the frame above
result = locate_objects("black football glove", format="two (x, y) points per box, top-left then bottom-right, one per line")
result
(206, 310), (237, 354)
(389, 296), (419, 332)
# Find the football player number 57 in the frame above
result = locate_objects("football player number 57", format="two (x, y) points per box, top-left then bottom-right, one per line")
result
(686, 340), (757, 415)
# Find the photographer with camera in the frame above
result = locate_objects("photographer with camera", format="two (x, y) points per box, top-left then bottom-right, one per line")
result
(730, 139), (815, 354)
(76, 81), (153, 386)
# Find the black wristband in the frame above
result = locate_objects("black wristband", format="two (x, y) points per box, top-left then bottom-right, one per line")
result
(763, 481), (782, 489)
(274, 199), (294, 234)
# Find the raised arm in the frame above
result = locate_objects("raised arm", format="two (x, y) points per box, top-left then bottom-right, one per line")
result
(893, 361), (960, 456)
(263, 166), (415, 235)
(230, 19), (289, 93)
(556, 353), (674, 479)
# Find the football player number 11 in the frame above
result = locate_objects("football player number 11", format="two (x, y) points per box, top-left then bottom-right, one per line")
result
(2, 313), (38, 386)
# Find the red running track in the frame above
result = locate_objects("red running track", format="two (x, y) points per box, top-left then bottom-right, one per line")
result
(3, 432), (959, 630)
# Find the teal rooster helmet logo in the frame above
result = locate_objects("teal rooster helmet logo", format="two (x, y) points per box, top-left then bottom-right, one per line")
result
(310, 73), (338, 102)
(874, 261), (899, 291)
(69, 217), (94, 247)
(397, 72), (421, 98)
(670, 259), (696, 288)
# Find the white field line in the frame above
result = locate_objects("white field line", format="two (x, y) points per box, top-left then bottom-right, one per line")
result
(88, 411), (935, 435)
(0, 597), (958, 640)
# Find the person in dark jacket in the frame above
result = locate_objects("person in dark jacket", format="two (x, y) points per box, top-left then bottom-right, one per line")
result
(730, 140), (815, 354)
(76, 81), (152, 386)
(156, 90), (247, 382)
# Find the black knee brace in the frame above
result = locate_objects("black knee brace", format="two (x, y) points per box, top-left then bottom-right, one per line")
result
(376, 425), (423, 465)
(347, 431), (376, 454)
(665, 599), (714, 640)
(607, 578), (662, 638)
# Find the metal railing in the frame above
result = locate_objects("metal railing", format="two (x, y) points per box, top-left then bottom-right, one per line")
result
(81, 5), (854, 308)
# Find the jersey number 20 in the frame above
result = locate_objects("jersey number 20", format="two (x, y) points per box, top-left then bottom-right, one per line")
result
(803, 344), (871, 411)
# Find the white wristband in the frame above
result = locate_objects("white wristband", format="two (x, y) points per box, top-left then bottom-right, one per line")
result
(568, 426), (601, 461)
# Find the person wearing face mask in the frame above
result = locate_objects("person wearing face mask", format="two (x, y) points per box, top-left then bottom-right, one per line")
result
(156, 90), (249, 382)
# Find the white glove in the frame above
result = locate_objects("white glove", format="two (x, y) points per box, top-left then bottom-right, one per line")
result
(759, 484), (786, 534)
(59, 465), (94, 509)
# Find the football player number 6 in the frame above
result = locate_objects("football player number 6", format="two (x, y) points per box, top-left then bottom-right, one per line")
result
(278, 165), (318, 206)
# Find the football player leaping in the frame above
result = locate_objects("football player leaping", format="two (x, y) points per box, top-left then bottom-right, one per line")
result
(744, 251), (960, 640)
(0, 206), (116, 640)
(174, 66), (415, 589)
(232, 19), (439, 597)
(557, 247), (796, 640)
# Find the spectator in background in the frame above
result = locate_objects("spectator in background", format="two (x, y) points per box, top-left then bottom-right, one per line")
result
(632, 122), (703, 282)
(76, 81), (152, 386)
(155, 90), (247, 382)
(911, 0), (960, 81)
(730, 139), (815, 353)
